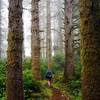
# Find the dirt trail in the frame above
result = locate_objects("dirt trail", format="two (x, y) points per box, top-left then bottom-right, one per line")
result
(51, 88), (69, 100)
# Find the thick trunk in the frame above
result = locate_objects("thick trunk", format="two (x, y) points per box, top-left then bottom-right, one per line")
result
(46, 0), (52, 68)
(80, 0), (100, 100)
(63, 0), (74, 83)
(31, 0), (41, 80)
(7, 0), (24, 100)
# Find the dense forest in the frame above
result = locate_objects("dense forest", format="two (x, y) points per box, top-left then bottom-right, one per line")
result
(0, 0), (100, 100)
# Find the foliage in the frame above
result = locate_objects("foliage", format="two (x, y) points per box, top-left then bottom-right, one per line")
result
(40, 58), (47, 79)
(0, 55), (82, 100)
(23, 63), (52, 100)
(0, 60), (6, 99)
(23, 58), (31, 70)
(0, 59), (52, 100)
(52, 54), (65, 72)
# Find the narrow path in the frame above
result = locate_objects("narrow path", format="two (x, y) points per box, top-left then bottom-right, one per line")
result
(51, 88), (69, 100)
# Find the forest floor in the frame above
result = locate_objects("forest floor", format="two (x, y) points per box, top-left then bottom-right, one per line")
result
(51, 87), (69, 100)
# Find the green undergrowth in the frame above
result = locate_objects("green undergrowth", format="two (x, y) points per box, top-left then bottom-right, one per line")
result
(0, 60), (6, 100)
(23, 69), (52, 100)
(0, 54), (82, 100)
(0, 59), (52, 100)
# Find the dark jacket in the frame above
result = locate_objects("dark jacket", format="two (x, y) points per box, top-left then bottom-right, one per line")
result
(45, 68), (52, 80)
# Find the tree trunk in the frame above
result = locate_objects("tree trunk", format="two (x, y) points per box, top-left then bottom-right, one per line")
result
(6, 0), (24, 100)
(63, 0), (74, 83)
(80, 0), (100, 100)
(46, 0), (52, 68)
(31, 0), (41, 80)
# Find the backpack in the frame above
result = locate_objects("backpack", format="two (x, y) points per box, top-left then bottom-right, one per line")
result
(46, 71), (52, 79)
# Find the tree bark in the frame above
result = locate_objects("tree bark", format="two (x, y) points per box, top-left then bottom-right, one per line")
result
(31, 0), (41, 80)
(46, 0), (52, 68)
(6, 0), (24, 100)
(80, 0), (100, 100)
(63, 0), (74, 83)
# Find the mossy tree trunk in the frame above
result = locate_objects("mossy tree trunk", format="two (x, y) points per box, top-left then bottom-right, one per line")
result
(63, 0), (74, 83)
(31, 0), (41, 80)
(7, 0), (24, 100)
(80, 0), (100, 100)
(46, 0), (52, 68)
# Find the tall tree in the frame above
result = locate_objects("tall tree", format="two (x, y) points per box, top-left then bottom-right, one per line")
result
(46, 0), (52, 68)
(6, 0), (24, 99)
(63, 0), (74, 83)
(80, 0), (100, 100)
(31, 0), (41, 80)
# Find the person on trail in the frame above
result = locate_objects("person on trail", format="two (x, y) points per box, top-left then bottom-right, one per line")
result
(45, 68), (52, 87)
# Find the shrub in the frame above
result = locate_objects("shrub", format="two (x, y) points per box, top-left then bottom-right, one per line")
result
(52, 54), (65, 72)
(40, 58), (47, 79)
(0, 60), (6, 99)
(66, 56), (82, 99)
(23, 69), (51, 100)
(23, 58), (31, 70)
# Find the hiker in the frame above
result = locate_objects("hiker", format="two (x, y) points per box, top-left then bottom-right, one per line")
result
(45, 68), (52, 87)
